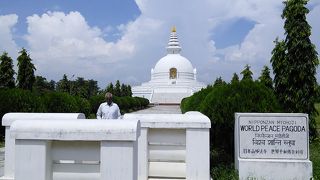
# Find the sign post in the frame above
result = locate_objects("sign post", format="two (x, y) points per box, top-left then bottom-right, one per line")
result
(235, 113), (313, 180)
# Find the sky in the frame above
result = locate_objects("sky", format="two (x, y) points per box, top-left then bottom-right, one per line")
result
(0, 0), (319, 89)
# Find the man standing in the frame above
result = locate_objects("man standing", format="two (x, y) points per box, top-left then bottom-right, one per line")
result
(96, 92), (121, 119)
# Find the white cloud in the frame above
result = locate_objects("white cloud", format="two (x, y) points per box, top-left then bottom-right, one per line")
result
(0, 14), (19, 58)
(24, 11), (144, 83)
(5, 0), (319, 86)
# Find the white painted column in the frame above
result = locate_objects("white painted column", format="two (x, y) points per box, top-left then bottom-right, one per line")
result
(4, 126), (14, 179)
(138, 127), (149, 180)
(100, 141), (138, 180)
(186, 128), (210, 180)
(15, 140), (52, 180)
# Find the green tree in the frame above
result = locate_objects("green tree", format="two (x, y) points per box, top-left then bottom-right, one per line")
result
(114, 80), (121, 96)
(87, 79), (99, 98)
(121, 84), (127, 96)
(230, 73), (239, 84)
(271, 0), (319, 138)
(56, 74), (70, 93)
(106, 83), (114, 94)
(240, 64), (253, 81)
(17, 48), (36, 90)
(0, 52), (15, 88)
(33, 76), (54, 93)
(213, 77), (226, 87)
(127, 85), (132, 96)
(258, 66), (273, 89)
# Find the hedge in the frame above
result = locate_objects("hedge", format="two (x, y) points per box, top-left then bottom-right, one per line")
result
(180, 80), (282, 167)
(0, 88), (149, 137)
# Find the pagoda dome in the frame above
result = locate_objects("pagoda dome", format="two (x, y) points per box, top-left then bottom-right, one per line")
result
(152, 27), (195, 80)
(153, 54), (194, 74)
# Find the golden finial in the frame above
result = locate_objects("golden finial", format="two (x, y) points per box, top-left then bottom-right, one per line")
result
(171, 26), (176, 32)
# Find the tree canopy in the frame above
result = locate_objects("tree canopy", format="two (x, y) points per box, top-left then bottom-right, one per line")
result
(17, 48), (36, 90)
(271, 0), (319, 138)
(0, 52), (15, 88)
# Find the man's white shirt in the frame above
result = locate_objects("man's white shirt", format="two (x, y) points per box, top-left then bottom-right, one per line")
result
(96, 102), (121, 119)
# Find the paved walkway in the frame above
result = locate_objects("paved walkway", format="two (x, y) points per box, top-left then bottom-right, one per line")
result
(130, 105), (182, 114)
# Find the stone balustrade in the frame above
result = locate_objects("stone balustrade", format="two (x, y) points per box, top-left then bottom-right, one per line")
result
(123, 111), (211, 180)
(10, 119), (140, 180)
(1, 113), (85, 180)
(1, 112), (211, 180)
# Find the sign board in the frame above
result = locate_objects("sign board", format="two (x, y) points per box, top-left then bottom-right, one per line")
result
(236, 114), (308, 160)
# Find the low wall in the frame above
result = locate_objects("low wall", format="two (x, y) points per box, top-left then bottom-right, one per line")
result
(1, 113), (85, 180)
(124, 111), (211, 180)
(11, 119), (140, 180)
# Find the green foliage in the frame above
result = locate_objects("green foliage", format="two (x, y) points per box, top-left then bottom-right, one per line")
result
(271, 0), (319, 139)
(42, 92), (79, 113)
(56, 74), (70, 93)
(89, 94), (105, 116)
(240, 64), (253, 81)
(181, 85), (213, 113)
(17, 48), (36, 90)
(106, 83), (114, 94)
(310, 139), (320, 180)
(211, 164), (238, 180)
(74, 96), (91, 117)
(114, 80), (121, 96)
(258, 65), (273, 89)
(33, 76), (55, 94)
(214, 77), (226, 87)
(181, 81), (281, 167)
(89, 94), (149, 116)
(0, 52), (15, 88)
(231, 73), (239, 84)
(0, 88), (45, 137)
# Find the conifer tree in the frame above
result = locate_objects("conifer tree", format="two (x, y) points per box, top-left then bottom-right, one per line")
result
(258, 66), (273, 89)
(213, 77), (226, 86)
(106, 82), (114, 94)
(240, 64), (253, 81)
(17, 48), (36, 90)
(0, 52), (15, 88)
(114, 80), (121, 96)
(271, 0), (319, 138)
(56, 74), (70, 93)
(231, 73), (239, 84)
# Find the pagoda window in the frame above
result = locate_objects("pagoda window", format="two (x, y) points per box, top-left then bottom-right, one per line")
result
(169, 68), (177, 79)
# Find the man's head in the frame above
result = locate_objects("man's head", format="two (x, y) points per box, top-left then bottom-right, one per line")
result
(105, 92), (113, 106)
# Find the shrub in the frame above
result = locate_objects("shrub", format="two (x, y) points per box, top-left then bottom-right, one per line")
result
(181, 85), (213, 113)
(181, 80), (282, 167)
(201, 80), (281, 165)
(89, 94), (104, 115)
(0, 88), (45, 137)
(42, 92), (79, 113)
(74, 96), (91, 117)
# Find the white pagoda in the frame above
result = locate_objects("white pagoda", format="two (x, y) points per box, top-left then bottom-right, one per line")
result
(132, 27), (206, 104)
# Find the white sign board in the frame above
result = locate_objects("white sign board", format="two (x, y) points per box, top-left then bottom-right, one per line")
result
(237, 115), (308, 160)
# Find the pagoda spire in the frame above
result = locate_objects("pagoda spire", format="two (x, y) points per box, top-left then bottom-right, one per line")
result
(166, 26), (181, 54)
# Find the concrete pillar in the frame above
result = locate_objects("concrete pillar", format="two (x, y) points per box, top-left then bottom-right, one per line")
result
(15, 140), (52, 180)
(4, 127), (14, 178)
(138, 127), (148, 180)
(186, 128), (210, 180)
(100, 141), (138, 180)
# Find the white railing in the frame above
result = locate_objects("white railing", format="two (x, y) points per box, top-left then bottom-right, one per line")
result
(10, 119), (140, 180)
(1, 112), (211, 180)
(1, 113), (85, 180)
(124, 111), (211, 180)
